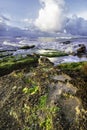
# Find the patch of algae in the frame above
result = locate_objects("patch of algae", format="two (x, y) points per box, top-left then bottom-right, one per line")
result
(0, 55), (39, 76)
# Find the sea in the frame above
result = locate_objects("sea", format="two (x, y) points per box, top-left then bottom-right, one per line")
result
(0, 36), (87, 65)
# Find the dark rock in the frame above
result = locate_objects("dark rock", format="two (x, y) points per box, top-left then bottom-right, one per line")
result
(69, 52), (76, 56)
(20, 45), (35, 49)
(38, 56), (54, 66)
(77, 44), (86, 54)
(0, 53), (13, 58)
(27, 53), (40, 59)
(62, 41), (71, 44)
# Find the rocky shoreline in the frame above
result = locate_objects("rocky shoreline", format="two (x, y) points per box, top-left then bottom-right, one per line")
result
(0, 39), (87, 65)
(0, 53), (87, 130)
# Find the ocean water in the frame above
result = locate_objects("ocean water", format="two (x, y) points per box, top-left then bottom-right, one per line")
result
(0, 36), (87, 65)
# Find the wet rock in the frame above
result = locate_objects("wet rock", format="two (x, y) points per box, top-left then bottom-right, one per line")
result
(20, 45), (35, 49)
(62, 41), (71, 44)
(77, 44), (86, 54)
(0, 49), (17, 52)
(40, 50), (68, 57)
(38, 56), (54, 66)
(27, 53), (40, 59)
(70, 52), (76, 56)
(0, 55), (39, 77)
(0, 51), (13, 58)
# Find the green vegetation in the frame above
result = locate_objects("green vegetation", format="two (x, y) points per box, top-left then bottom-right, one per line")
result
(82, 63), (87, 75)
(23, 86), (39, 95)
(39, 95), (48, 108)
(58, 61), (87, 71)
(0, 49), (86, 130)
(0, 55), (39, 76)
(0, 52), (12, 58)
(39, 105), (60, 130)
(40, 51), (68, 57)
(40, 97), (59, 129)
(21, 92), (59, 130)
(22, 79), (60, 130)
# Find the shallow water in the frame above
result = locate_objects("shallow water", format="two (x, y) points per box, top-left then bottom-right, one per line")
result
(0, 36), (87, 65)
(48, 55), (87, 65)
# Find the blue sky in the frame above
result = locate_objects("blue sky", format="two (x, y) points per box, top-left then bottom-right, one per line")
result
(66, 0), (87, 17)
(0, 0), (40, 19)
(0, 0), (87, 27)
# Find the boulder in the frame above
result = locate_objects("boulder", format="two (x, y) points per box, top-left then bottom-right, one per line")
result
(62, 41), (71, 44)
(20, 45), (35, 49)
(77, 44), (86, 54)
(38, 56), (54, 66)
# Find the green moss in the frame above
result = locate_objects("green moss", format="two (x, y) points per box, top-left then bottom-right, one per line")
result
(39, 105), (60, 130)
(40, 117), (52, 130)
(21, 89), (60, 130)
(58, 61), (87, 71)
(39, 95), (48, 108)
(38, 94), (60, 130)
(0, 52), (12, 58)
(23, 85), (39, 95)
(45, 116), (53, 130)
(0, 55), (39, 76)
(40, 51), (68, 57)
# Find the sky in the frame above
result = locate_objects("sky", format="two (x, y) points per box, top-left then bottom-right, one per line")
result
(0, 0), (41, 26)
(0, 0), (87, 25)
(0, 0), (87, 35)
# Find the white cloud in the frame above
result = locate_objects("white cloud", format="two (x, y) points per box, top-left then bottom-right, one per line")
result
(0, 17), (4, 23)
(0, 15), (8, 24)
(65, 15), (87, 35)
(35, 0), (66, 32)
(77, 11), (87, 20)
(69, 11), (87, 20)
(0, 14), (12, 27)
(23, 18), (33, 24)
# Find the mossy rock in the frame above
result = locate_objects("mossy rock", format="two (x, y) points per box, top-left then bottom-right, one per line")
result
(58, 61), (87, 71)
(38, 57), (54, 66)
(0, 52), (13, 58)
(0, 60), (87, 130)
(20, 45), (35, 49)
(40, 51), (68, 57)
(0, 55), (39, 76)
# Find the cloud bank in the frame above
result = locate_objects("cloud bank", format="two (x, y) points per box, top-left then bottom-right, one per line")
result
(35, 0), (65, 32)
(34, 0), (87, 36)
(65, 15), (87, 36)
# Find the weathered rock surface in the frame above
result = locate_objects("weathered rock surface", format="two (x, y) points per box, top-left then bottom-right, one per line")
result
(38, 56), (54, 66)
(20, 45), (35, 49)
(0, 61), (87, 130)
(77, 44), (86, 54)
(62, 41), (71, 44)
